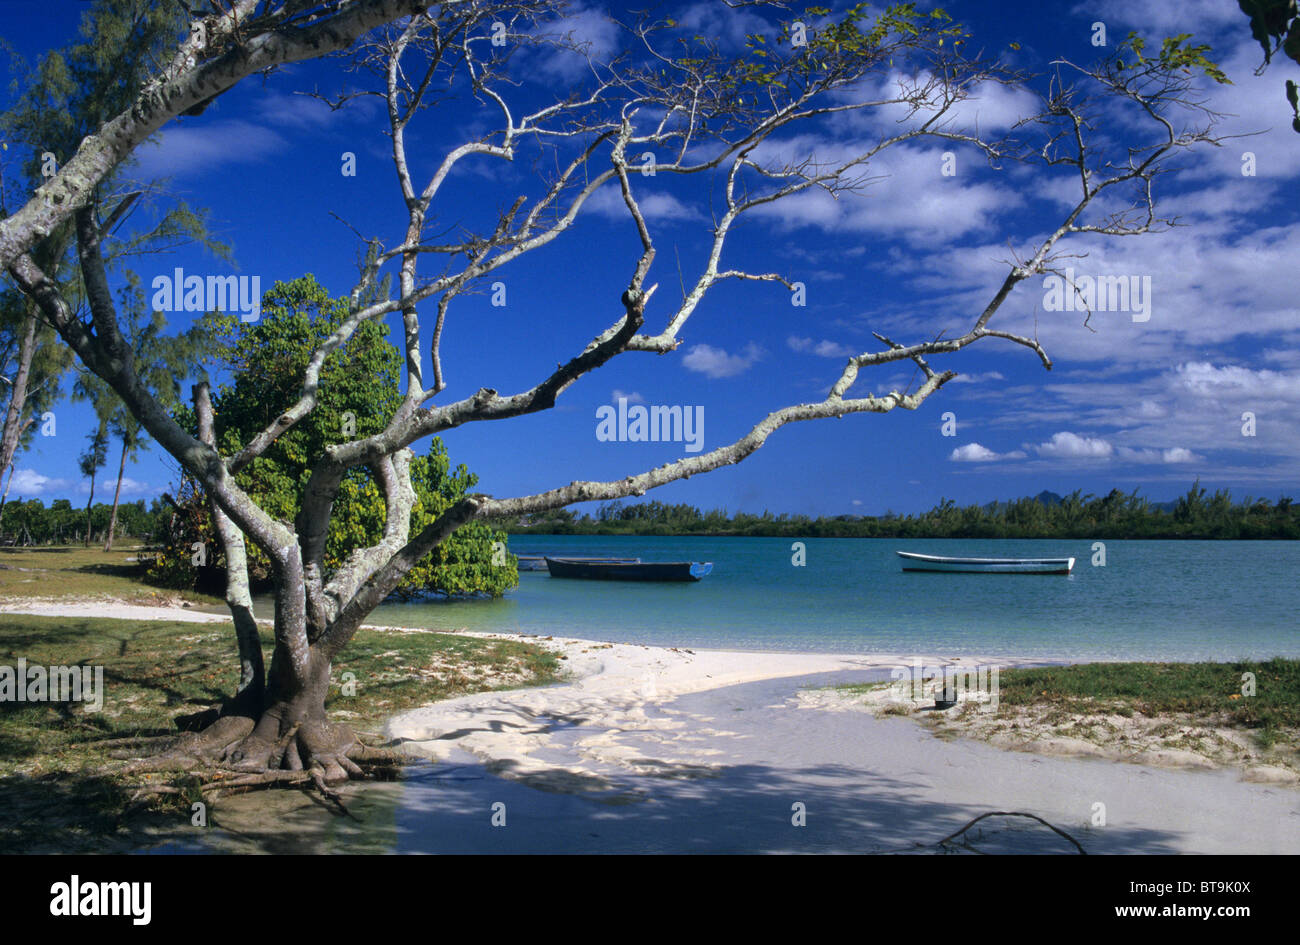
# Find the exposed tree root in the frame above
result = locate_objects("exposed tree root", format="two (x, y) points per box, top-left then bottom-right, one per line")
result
(934, 811), (1088, 855)
(104, 709), (408, 816)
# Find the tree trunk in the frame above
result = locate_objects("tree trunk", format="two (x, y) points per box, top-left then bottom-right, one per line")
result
(229, 643), (355, 782)
(0, 457), (15, 536)
(103, 437), (127, 551)
(0, 303), (39, 507)
(83, 471), (96, 547)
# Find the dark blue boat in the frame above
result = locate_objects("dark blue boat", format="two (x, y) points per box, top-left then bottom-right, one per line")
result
(545, 557), (713, 582)
(517, 555), (639, 571)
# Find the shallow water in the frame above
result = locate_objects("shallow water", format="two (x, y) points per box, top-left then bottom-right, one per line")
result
(214, 537), (1300, 661)
(364, 537), (1300, 662)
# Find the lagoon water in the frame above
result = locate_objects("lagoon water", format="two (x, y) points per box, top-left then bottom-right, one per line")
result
(359, 537), (1300, 662)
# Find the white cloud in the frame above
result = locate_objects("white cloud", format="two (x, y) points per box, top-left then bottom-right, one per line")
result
(7, 468), (157, 499)
(787, 336), (855, 357)
(682, 342), (763, 378)
(1076, 0), (1240, 35)
(583, 186), (703, 223)
(530, 5), (621, 80)
(747, 139), (1021, 244)
(674, 1), (771, 50)
(949, 442), (1025, 463)
(1116, 446), (1203, 465)
(1174, 362), (1300, 401)
(112, 477), (157, 495)
(1033, 431), (1114, 459)
(950, 371), (1005, 384)
(8, 469), (68, 496)
(610, 389), (645, 404)
(130, 120), (288, 179)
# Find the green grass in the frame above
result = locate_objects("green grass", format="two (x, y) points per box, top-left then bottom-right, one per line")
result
(993, 659), (1300, 748)
(0, 544), (222, 604)
(0, 613), (560, 852)
(835, 658), (1300, 750)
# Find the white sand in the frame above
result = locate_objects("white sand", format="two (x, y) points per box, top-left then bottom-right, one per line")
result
(0, 598), (231, 623)
(8, 599), (1297, 853)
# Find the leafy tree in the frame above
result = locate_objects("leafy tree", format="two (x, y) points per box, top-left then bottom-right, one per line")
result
(149, 275), (516, 599)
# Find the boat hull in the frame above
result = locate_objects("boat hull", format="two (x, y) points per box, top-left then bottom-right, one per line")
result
(517, 555), (638, 571)
(897, 551), (1075, 574)
(545, 558), (712, 582)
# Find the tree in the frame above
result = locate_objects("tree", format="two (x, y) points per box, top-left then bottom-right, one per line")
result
(149, 275), (516, 601)
(0, 279), (72, 528)
(77, 421), (109, 545)
(0, 0), (227, 531)
(71, 276), (202, 550)
(0, 1), (1231, 789)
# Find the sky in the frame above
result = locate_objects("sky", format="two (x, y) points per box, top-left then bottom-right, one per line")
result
(1, 0), (1297, 518)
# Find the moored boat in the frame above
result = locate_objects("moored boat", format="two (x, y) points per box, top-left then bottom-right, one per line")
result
(897, 551), (1075, 574)
(545, 557), (712, 582)
(517, 555), (639, 571)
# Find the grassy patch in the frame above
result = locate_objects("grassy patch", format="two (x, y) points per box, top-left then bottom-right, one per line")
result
(831, 659), (1300, 761)
(993, 659), (1300, 745)
(0, 613), (560, 852)
(0, 544), (221, 604)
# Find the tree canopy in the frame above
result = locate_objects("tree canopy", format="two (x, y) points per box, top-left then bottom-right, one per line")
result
(148, 275), (517, 599)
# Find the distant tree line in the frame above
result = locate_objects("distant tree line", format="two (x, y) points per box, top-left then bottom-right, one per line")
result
(0, 496), (164, 546)
(498, 484), (1300, 540)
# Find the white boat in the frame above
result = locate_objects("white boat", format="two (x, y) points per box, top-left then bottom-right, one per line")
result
(897, 551), (1075, 574)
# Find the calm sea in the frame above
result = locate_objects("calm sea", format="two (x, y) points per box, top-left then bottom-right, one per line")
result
(357, 536), (1300, 662)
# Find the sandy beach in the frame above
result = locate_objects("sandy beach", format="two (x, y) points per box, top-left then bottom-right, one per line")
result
(4, 598), (1297, 853)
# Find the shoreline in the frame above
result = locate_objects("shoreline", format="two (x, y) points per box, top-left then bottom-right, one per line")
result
(2, 596), (1292, 788)
(4, 597), (1296, 853)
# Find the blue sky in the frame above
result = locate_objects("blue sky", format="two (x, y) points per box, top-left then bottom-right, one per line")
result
(1, 0), (1297, 518)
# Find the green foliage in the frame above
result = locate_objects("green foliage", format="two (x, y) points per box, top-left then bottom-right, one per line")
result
(1117, 31), (1230, 85)
(1239, 0), (1300, 67)
(0, 496), (160, 545)
(0, 0), (227, 510)
(1236, 0), (1300, 130)
(151, 275), (516, 599)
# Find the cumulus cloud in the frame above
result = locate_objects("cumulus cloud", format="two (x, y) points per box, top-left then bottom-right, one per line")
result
(682, 342), (764, 378)
(610, 389), (645, 404)
(1174, 362), (1300, 401)
(747, 139), (1020, 244)
(1033, 431), (1115, 459)
(8, 469), (68, 496)
(7, 469), (157, 499)
(949, 442), (1026, 462)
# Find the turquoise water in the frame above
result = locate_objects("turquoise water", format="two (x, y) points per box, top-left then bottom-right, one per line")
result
(362, 537), (1300, 662)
